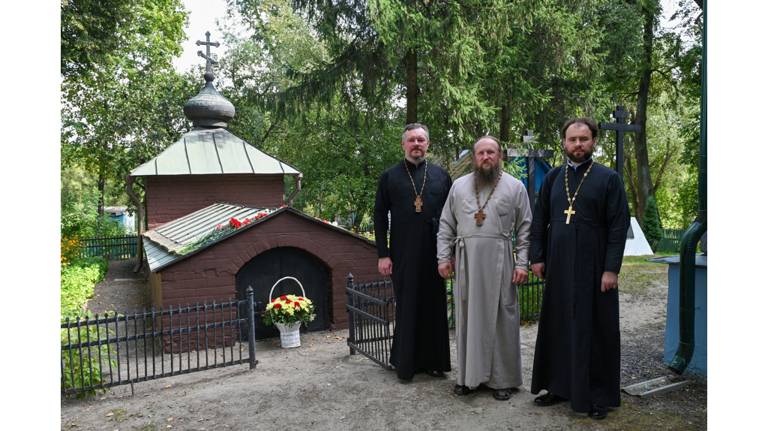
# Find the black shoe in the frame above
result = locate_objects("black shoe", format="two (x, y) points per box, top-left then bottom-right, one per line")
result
(426, 370), (446, 378)
(453, 384), (473, 396)
(588, 405), (607, 420)
(534, 392), (566, 407)
(492, 387), (517, 401)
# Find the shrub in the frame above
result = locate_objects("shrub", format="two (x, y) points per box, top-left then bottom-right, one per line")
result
(61, 257), (108, 319)
(60, 257), (110, 396)
(642, 195), (663, 252)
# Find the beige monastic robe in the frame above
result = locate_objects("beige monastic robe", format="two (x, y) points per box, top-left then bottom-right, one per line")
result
(437, 171), (532, 389)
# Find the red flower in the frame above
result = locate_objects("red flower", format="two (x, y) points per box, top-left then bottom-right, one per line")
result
(274, 303), (282, 309)
(229, 217), (242, 228)
(297, 297), (304, 301)
(280, 295), (287, 300)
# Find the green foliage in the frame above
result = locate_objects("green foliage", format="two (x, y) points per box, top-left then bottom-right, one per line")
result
(62, 0), (192, 233)
(61, 163), (128, 238)
(503, 159), (527, 181)
(61, 257), (108, 319)
(642, 195), (663, 251)
(519, 278), (545, 324)
(61, 0), (187, 80)
(61, 323), (114, 397)
(61, 257), (111, 396)
(61, 0), (702, 254)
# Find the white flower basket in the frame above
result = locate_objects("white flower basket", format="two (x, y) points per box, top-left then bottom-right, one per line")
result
(275, 321), (302, 348)
(269, 276), (306, 349)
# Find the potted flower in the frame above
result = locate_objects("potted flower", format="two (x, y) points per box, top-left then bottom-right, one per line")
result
(263, 293), (316, 348)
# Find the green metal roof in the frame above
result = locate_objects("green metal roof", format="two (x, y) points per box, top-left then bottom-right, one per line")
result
(142, 203), (374, 272)
(143, 203), (277, 271)
(130, 128), (301, 177)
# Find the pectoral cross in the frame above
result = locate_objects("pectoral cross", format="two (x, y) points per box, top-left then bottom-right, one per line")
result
(564, 205), (576, 224)
(414, 195), (423, 213)
(474, 210), (486, 227)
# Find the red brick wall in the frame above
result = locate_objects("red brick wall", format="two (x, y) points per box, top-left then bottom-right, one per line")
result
(157, 210), (380, 329)
(145, 174), (285, 229)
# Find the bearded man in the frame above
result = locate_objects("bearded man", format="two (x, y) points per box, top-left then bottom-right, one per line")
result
(529, 118), (630, 420)
(436, 135), (531, 400)
(374, 123), (453, 382)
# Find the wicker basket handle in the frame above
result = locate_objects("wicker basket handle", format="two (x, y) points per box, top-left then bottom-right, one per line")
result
(268, 276), (306, 302)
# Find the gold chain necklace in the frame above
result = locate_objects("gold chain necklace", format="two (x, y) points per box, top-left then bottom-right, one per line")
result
(563, 161), (594, 225)
(404, 159), (428, 213)
(473, 170), (503, 227)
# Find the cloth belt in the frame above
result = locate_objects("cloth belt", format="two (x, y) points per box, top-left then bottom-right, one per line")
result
(454, 231), (515, 292)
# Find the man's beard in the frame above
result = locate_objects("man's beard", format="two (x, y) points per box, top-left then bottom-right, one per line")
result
(474, 162), (501, 185)
(565, 147), (594, 163)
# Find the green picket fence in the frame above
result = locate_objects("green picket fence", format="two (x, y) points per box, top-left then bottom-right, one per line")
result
(78, 236), (139, 260)
(655, 228), (685, 253)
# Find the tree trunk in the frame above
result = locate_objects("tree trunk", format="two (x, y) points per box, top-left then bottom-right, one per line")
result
(405, 49), (418, 123)
(499, 98), (511, 146)
(634, 4), (656, 222)
(125, 175), (146, 273)
(97, 172), (106, 217)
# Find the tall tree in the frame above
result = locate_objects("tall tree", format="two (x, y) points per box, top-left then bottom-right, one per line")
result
(632, 0), (661, 221)
(61, 0), (190, 221)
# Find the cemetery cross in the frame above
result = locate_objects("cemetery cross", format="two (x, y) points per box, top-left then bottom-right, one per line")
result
(599, 105), (640, 179)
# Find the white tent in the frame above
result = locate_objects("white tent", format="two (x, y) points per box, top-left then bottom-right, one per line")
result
(624, 217), (654, 256)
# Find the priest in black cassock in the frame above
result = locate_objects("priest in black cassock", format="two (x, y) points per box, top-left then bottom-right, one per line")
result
(374, 123), (452, 382)
(530, 118), (630, 420)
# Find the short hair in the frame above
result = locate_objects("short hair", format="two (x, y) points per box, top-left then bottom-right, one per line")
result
(473, 135), (502, 154)
(560, 117), (598, 140)
(402, 123), (429, 142)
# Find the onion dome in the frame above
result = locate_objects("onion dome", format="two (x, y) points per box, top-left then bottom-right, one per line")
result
(183, 72), (236, 128)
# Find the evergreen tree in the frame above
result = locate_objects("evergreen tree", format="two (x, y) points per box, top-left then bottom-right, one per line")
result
(642, 195), (663, 251)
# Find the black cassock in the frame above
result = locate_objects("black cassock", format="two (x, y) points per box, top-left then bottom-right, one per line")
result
(374, 159), (452, 380)
(530, 161), (629, 413)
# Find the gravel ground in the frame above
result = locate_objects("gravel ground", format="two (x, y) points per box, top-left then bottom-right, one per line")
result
(62, 259), (706, 430)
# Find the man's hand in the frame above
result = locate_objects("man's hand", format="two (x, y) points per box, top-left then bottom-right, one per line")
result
(438, 261), (453, 279)
(601, 271), (618, 292)
(531, 262), (545, 279)
(378, 257), (392, 276)
(512, 268), (528, 285)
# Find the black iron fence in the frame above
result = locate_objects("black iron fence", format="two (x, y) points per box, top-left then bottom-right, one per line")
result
(517, 272), (546, 322)
(77, 235), (139, 260)
(346, 272), (545, 369)
(345, 275), (396, 369)
(61, 288), (259, 397)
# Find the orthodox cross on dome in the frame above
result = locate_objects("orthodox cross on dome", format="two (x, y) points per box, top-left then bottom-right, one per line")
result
(196, 31), (220, 81)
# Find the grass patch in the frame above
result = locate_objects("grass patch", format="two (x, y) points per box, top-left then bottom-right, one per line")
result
(588, 396), (706, 431)
(619, 256), (668, 296)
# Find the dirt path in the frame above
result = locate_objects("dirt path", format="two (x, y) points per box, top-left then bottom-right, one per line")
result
(61, 260), (706, 430)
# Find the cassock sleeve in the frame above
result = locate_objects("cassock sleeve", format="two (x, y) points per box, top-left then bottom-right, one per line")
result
(530, 168), (556, 264)
(436, 183), (458, 264)
(603, 172), (630, 273)
(374, 171), (391, 258)
(513, 181), (532, 270)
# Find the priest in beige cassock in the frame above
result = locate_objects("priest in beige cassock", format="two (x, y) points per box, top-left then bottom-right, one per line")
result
(437, 135), (532, 401)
